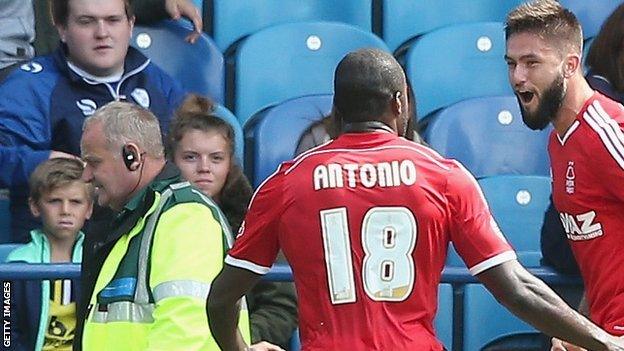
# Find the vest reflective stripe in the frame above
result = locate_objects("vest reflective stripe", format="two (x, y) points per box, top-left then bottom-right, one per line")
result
(152, 280), (211, 303)
(91, 301), (154, 323)
(135, 188), (174, 305)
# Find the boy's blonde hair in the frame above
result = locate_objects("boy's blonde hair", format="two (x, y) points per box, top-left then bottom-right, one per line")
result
(29, 158), (92, 203)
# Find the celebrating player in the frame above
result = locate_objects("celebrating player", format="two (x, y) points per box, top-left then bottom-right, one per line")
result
(208, 48), (624, 351)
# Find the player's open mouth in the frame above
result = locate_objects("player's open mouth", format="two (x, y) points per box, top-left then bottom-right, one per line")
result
(518, 91), (535, 104)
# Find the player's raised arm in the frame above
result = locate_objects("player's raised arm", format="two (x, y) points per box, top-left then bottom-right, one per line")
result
(477, 260), (624, 351)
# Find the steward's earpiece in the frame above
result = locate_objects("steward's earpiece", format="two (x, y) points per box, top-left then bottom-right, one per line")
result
(122, 145), (139, 171)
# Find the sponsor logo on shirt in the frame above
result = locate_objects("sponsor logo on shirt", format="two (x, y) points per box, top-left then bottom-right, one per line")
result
(559, 210), (603, 241)
(20, 62), (43, 73)
(76, 99), (97, 116)
(131, 88), (150, 108)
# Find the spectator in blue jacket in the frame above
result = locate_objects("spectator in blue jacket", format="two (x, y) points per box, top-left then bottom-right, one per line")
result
(0, 0), (187, 242)
(7, 157), (93, 350)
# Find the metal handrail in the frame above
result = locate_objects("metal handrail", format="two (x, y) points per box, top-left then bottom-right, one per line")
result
(0, 263), (583, 285)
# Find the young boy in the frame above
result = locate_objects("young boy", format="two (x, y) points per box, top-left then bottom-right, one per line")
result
(7, 158), (93, 351)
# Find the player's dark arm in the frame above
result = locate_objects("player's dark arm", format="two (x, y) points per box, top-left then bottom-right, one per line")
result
(477, 260), (624, 351)
(578, 292), (589, 316)
(207, 264), (263, 351)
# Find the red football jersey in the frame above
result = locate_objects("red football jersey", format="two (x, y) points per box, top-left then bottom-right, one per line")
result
(549, 92), (624, 334)
(227, 132), (515, 350)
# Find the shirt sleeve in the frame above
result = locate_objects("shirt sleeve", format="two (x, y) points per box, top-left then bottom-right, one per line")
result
(0, 68), (53, 187)
(446, 162), (516, 275)
(226, 171), (285, 274)
(589, 115), (624, 202)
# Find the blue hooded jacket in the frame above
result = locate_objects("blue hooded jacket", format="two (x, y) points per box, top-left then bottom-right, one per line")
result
(0, 45), (185, 242)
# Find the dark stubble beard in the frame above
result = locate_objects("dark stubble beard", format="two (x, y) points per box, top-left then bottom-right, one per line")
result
(519, 73), (566, 131)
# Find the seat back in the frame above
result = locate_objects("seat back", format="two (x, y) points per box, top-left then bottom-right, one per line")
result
(244, 94), (332, 188)
(406, 22), (512, 118)
(0, 189), (10, 243)
(212, 104), (244, 166)
(0, 244), (22, 262)
(559, 0), (623, 39)
(381, 0), (522, 52)
(435, 283), (454, 350)
(233, 22), (388, 124)
(479, 175), (551, 267)
(424, 95), (551, 178)
(210, 0), (373, 52)
(463, 284), (538, 350)
(132, 20), (225, 104)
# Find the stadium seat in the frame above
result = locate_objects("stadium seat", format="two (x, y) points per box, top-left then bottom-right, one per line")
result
(405, 22), (513, 118)
(289, 328), (301, 351)
(478, 175), (551, 267)
(212, 104), (244, 166)
(131, 20), (225, 104)
(0, 189), (10, 243)
(463, 284), (540, 351)
(559, 0), (623, 39)
(582, 36), (595, 72)
(192, 0), (202, 13)
(232, 22), (388, 125)
(244, 94), (332, 188)
(0, 244), (22, 262)
(435, 283), (453, 350)
(208, 0), (373, 52)
(424, 95), (552, 178)
(380, 0), (523, 52)
(446, 174), (550, 268)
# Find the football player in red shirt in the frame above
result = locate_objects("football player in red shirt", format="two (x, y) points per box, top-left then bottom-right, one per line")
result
(505, 1), (624, 350)
(208, 48), (624, 351)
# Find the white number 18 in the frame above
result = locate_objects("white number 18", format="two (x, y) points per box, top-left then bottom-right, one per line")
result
(320, 206), (417, 305)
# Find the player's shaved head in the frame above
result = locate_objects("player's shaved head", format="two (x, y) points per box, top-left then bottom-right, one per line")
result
(333, 48), (406, 123)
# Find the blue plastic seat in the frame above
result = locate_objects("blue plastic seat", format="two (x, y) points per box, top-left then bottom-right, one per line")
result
(0, 244), (22, 262)
(131, 20), (225, 104)
(232, 22), (388, 125)
(424, 95), (551, 178)
(446, 178), (550, 268)
(289, 328), (301, 351)
(478, 175), (551, 267)
(0, 189), (10, 243)
(212, 104), (244, 166)
(209, 0), (373, 52)
(405, 22), (513, 118)
(381, 0), (523, 52)
(435, 283), (453, 350)
(244, 94), (332, 188)
(559, 0), (622, 39)
(463, 284), (539, 351)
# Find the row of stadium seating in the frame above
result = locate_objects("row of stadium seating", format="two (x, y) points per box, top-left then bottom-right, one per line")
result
(0, 92), (554, 250)
(190, 0), (616, 52)
(0, 249), (581, 350)
(133, 0), (621, 124)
